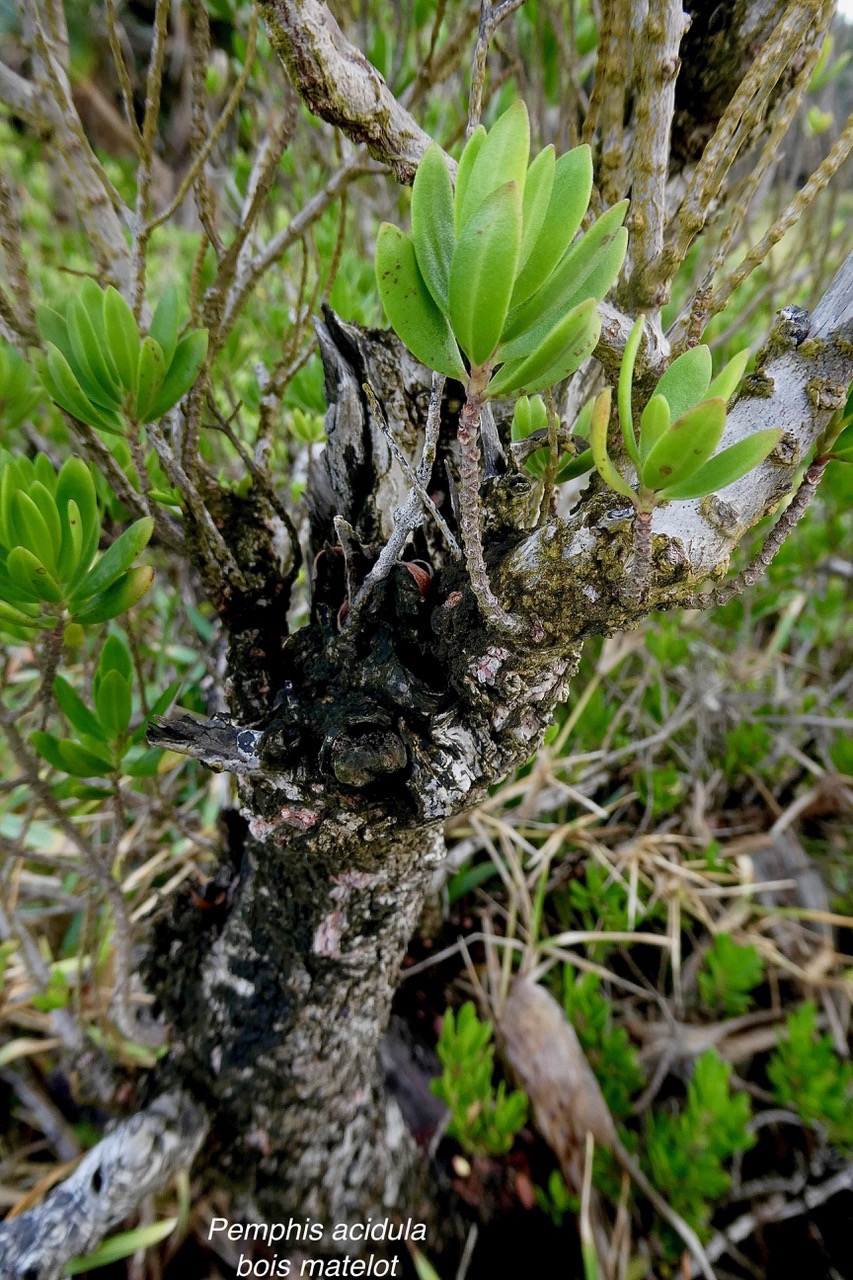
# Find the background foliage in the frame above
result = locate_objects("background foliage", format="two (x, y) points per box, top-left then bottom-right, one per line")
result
(0, 2), (851, 1277)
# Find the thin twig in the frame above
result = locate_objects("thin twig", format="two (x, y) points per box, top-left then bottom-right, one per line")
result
(467, 0), (528, 135)
(457, 392), (522, 633)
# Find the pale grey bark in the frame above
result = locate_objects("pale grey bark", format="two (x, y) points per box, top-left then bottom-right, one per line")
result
(0, 1092), (207, 1280)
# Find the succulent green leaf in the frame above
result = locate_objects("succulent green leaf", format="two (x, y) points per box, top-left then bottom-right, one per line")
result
(454, 126), (486, 234)
(135, 336), (168, 423)
(29, 483), (62, 563)
(95, 668), (132, 739)
(449, 181), (522, 366)
(146, 330), (209, 421)
(653, 345), (713, 422)
(457, 101), (530, 231)
(69, 294), (122, 402)
(79, 277), (117, 372)
(11, 491), (57, 576)
(501, 200), (628, 348)
(57, 737), (114, 777)
(61, 301), (121, 410)
(411, 144), (456, 313)
(68, 516), (154, 607)
(35, 347), (124, 433)
(0, 558), (43, 604)
(497, 226), (626, 366)
(103, 287), (141, 394)
(0, 599), (43, 630)
(6, 545), (63, 602)
(510, 144), (594, 307)
(518, 145), (556, 272)
(662, 429), (783, 499)
(618, 313), (644, 466)
(35, 305), (72, 360)
(56, 498), (84, 582)
(99, 633), (134, 681)
(72, 565), (155, 624)
(488, 299), (600, 397)
(148, 284), (180, 368)
(56, 459), (99, 585)
(376, 224), (466, 379)
(641, 397), (726, 493)
(590, 387), (634, 500)
(30, 731), (69, 773)
(638, 394), (671, 463)
(54, 674), (107, 742)
(706, 347), (751, 404)
(558, 227), (628, 316)
(511, 394), (548, 440)
(555, 448), (594, 483)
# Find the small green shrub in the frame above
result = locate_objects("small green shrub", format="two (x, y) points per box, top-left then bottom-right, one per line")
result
(697, 934), (764, 1017)
(768, 1001), (853, 1146)
(431, 1001), (528, 1156)
(645, 1050), (754, 1243)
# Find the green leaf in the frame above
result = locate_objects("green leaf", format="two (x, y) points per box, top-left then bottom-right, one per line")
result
(53, 675), (107, 742)
(706, 347), (751, 404)
(511, 394), (548, 440)
(72, 565), (155, 624)
(56, 498), (85, 583)
(555, 448), (593, 483)
(103, 287), (141, 394)
(518, 145), (556, 272)
(0, 599), (44, 630)
(653, 345), (713, 422)
(457, 100), (530, 231)
(488, 299), (600, 397)
(618, 313), (644, 466)
(449, 180), (522, 366)
(641, 397), (727, 492)
(68, 517), (154, 607)
(35, 305), (72, 360)
(411, 144), (456, 313)
(11, 490), (58, 576)
(148, 284), (180, 368)
(67, 296), (122, 404)
(99, 633), (134, 681)
(56, 459), (99, 586)
(35, 347), (124, 434)
(510, 144), (594, 307)
(6, 545), (62, 602)
(638, 394), (670, 463)
(501, 200), (628, 347)
(30, 730), (68, 773)
(589, 387), (634, 500)
(95, 668), (132, 739)
(78, 278), (121, 389)
(135, 336), (168, 423)
(662, 429), (782, 500)
(453, 125), (486, 234)
(29, 483), (63, 564)
(375, 224), (466, 379)
(145, 330), (209, 421)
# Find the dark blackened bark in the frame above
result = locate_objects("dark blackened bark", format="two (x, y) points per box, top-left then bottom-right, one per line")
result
(152, 804), (443, 1222)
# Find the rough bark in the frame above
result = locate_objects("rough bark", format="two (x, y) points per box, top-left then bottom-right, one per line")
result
(0, 1092), (206, 1280)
